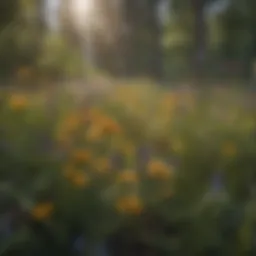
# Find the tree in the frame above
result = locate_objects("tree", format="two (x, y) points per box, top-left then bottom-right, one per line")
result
(0, 0), (46, 82)
(172, 0), (219, 81)
(0, 1), (20, 80)
(219, 0), (256, 80)
(0, 1), (18, 29)
(121, 0), (164, 80)
(191, 0), (207, 79)
(60, 0), (164, 81)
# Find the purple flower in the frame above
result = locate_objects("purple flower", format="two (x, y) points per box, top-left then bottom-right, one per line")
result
(211, 172), (224, 193)
(93, 241), (109, 256)
(136, 145), (152, 169)
(110, 152), (124, 170)
(73, 235), (86, 253)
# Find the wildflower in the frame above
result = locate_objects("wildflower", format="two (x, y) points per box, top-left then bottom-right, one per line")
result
(71, 172), (90, 188)
(63, 165), (90, 187)
(63, 164), (76, 179)
(56, 116), (80, 146)
(117, 170), (138, 183)
(101, 117), (121, 135)
(71, 149), (91, 163)
(8, 94), (28, 110)
(94, 158), (111, 174)
(221, 142), (237, 158)
(116, 195), (143, 215)
(88, 108), (103, 121)
(147, 160), (172, 180)
(86, 125), (103, 141)
(122, 141), (135, 156)
(31, 202), (54, 221)
(63, 114), (80, 131)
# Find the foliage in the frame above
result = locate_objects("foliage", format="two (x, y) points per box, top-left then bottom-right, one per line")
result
(37, 34), (85, 80)
(0, 83), (256, 255)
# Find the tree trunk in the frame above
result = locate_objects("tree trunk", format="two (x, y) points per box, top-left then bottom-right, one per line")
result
(93, 0), (164, 80)
(122, 0), (163, 81)
(0, 1), (45, 82)
(191, 0), (207, 82)
(89, 0), (125, 76)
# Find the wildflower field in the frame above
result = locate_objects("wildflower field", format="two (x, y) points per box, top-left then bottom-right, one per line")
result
(0, 83), (256, 255)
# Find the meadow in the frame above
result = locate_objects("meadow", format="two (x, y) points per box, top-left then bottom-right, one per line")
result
(0, 82), (256, 255)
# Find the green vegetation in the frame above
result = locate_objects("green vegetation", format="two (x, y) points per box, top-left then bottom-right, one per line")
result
(1, 0), (256, 255)
(0, 85), (256, 255)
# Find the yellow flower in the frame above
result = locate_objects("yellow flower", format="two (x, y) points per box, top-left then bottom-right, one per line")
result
(86, 125), (103, 141)
(71, 171), (90, 188)
(101, 117), (121, 135)
(117, 170), (138, 183)
(221, 142), (237, 158)
(116, 195), (143, 215)
(63, 165), (90, 187)
(63, 164), (76, 179)
(31, 202), (54, 221)
(8, 94), (28, 110)
(63, 114), (80, 131)
(88, 108), (103, 121)
(71, 149), (91, 163)
(56, 115), (80, 145)
(94, 158), (111, 174)
(122, 142), (135, 156)
(147, 160), (172, 180)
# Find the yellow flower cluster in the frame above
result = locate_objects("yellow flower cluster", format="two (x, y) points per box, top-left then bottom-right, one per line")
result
(57, 107), (122, 146)
(86, 115), (121, 141)
(56, 114), (81, 147)
(116, 195), (143, 215)
(8, 94), (28, 111)
(93, 157), (111, 174)
(71, 149), (92, 164)
(64, 165), (90, 188)
(117, 170), (139, 183)
(31, 202), (54, 221)
(4, 85), (255, 223)
(147, 160), (173, 180)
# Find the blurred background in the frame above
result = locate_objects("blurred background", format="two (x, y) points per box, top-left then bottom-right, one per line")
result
(1, 0), (256, 85)
(0, 0), (256, 256)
